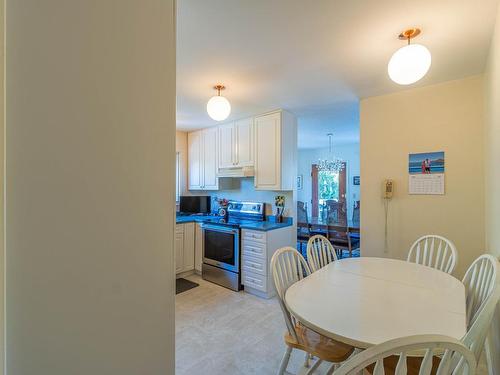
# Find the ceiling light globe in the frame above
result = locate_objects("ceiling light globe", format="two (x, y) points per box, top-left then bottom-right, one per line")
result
(388, 44), (431, 85)
(207, 95), (231, 121)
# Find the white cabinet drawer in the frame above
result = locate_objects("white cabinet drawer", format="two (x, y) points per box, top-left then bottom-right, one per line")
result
(242, 255), (266, 276)
(242, 270), (267, 292)
(242, 242), (266, 259)
(242, 230), (266, 243)
(175, 224), (184, 234)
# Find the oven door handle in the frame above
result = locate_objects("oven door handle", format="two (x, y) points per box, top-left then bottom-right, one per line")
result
(201, 224), (239, 234)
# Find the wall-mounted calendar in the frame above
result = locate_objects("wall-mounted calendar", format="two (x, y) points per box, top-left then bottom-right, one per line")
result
(408, 151), (445, 195)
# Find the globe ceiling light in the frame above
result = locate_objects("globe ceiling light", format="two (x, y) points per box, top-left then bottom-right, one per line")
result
(207, 84), (231, 121)
(388, 28), (431, 85)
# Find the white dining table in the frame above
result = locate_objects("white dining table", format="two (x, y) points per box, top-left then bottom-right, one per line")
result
(285, 257), (467, 349)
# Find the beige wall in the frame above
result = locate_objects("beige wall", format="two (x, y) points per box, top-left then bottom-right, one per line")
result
(6, 1), (176, 374)
(0, 1), (4, 373)
(484, 2), (500, 373)
(484, 0), (500, 262)
(360, 76), (484, 279)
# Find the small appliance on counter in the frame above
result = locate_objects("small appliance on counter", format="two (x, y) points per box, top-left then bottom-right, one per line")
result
(202, 200), (266, 291)
(216, 198), (229, 220)
(178, 195), (211, 215)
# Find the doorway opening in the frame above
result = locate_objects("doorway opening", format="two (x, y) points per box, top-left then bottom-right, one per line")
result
(311, 162), (347, 220)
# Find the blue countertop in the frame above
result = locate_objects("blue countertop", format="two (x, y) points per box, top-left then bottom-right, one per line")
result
(239, 218), (293, 231)
(175, 215), (210, 224)
(175, 214), (293, 232)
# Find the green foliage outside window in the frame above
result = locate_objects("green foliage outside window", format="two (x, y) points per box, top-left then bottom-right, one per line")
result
(318, 171), (339, 200)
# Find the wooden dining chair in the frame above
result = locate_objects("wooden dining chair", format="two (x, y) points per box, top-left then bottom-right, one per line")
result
(369, 254), (499, 375)
(270, 247), (354, 375)
(351, 200), (360, 227)
(461, 254), (500, 363)
(324, 201), (353, 259)
(407, 235), (458, 274)
(334, 335), (477, 375)
(306, 235), (338, 272)
(297, 201), (311, 255)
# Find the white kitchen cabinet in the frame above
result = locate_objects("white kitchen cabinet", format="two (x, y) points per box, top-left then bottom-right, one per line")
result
(183, 223), (195, 271)
(217, 117), (254, 170)
(175, 225), (185, 274)
(218, 123), (235, 168)
(235, 117), (254, 167)
(188, 127), (219, 190)
(188, 131), (202, 190)
(194, 223), (203, 273)
(175, 222), (196, 276)
(202, 127), (219, 189)
(254, 110), (297, 191)
(241, 226), (294, 298)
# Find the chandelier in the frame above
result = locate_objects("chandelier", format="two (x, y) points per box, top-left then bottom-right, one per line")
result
(317, 133), (345, 172)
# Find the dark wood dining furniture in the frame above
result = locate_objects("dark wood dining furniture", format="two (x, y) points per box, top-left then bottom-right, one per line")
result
(298, 217), (360, 258)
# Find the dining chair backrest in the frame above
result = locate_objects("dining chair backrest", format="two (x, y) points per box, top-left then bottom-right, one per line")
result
(334, 334), (477, 375)
(461, 254), (500, 361)
(407, 235), (458, 274)
(297, 201), (309, 224)
(326, 200), (347, 225)
(352, 200), (360, 227)
(270, 247), (311, 341)
(306, 235), (338, 272)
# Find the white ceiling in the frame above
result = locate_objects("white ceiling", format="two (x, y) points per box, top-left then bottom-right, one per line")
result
(177, 0), (499, 149)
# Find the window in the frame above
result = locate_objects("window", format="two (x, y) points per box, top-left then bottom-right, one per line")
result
(312, 162), (347, 218)
(176, 152), (180, 202)
(318, 170), (339, 219)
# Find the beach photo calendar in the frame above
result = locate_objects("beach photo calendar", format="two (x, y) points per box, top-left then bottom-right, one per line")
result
(408, 151), (445, 195)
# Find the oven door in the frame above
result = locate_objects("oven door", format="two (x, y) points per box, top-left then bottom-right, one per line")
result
(202, 224), (239, 273)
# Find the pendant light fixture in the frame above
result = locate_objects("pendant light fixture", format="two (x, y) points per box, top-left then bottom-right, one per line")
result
(206, 84), (231, 121)
(388, 28), (431, 85)
(317, 133), (345, 173)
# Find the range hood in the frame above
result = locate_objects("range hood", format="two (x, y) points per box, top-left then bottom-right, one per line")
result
(217, 166), (255, 178)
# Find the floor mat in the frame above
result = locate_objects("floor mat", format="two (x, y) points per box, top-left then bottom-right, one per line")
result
(176, 278), (199, 295)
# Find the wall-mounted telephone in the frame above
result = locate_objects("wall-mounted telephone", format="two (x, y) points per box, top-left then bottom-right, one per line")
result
(383, 179), (394, 199)
(382, 179), (394, 254)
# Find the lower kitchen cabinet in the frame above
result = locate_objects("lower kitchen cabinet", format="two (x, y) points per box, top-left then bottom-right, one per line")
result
(175, 222), (196, 276)
(241, 226), (294, 298)
(175, 225), (184, 274)
(194, 223), (203, 273)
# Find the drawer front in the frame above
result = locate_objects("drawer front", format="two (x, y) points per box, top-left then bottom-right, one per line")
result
(175, 224), (184, 234)
(242, 254), (267, 276)
(242, 230), (266, 244)
(242, 242), (266, 259)
(242, 270), (267, 292)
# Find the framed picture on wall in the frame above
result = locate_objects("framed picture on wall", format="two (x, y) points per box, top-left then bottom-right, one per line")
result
(353, 176), (360, 185)
(297, 175), (303, 190)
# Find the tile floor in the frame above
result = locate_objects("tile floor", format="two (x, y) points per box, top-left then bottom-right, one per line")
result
(175, 274), (488, 375)
(175, 275), (335, 375)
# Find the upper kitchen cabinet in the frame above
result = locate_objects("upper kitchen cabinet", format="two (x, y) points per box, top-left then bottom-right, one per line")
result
(254, 110), (297, 191)
(234, 117), (254, 167)
(188, 127), (219, 190)
(217, 117), (254, 176)
(218, 123), (235, 169)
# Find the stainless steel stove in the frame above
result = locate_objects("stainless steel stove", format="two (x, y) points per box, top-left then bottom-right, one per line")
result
(201, 201), (265, 291)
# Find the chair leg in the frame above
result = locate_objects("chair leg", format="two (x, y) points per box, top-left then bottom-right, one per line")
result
(277, 346), (292, 375)
(303, 352), (310, 368)
(325, 363), (339, 375)
(305, 358), (323, 375)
